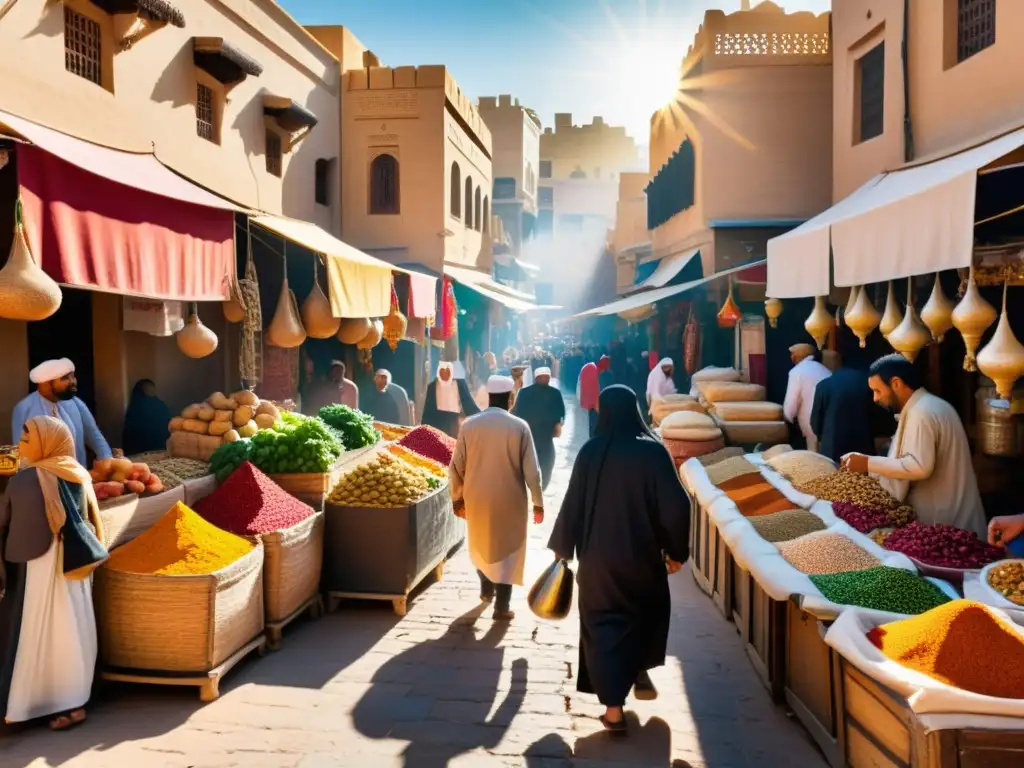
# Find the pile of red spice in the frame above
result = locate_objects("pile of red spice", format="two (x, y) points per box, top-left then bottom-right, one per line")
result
(195, 461), (314, 535)
(398, 426), (456, 466)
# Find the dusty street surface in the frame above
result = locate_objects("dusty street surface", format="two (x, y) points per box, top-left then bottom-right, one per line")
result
(2, 397), (825, 768)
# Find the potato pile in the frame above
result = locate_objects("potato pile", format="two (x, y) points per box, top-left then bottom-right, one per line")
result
(169, 390), (281, 445)
(90, 458), (166, 501)
(328, 452), (433, 509)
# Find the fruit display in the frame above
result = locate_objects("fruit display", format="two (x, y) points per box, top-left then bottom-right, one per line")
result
(208, 412), (343, 482)
(90, 457), (166, 500)
(318, 404), (381, 449)
(374, 421), (413, 441)
(831, 500), (915, 533)
(987, 560), (1024, 605)
(168, 389), (282, 446)
(883, 521), (1004, 570)
(397, 425), (456, 466)
(328, 452), (441, 509)
(387, 443), (447, 478)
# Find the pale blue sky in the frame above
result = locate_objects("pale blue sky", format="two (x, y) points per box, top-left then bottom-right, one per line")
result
(284, 0), (831, 145)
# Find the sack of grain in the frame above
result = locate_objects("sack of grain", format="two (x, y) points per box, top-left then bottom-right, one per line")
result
(718, 420), (789, 445)
(766, 450), (838, 487)
(697, 381), (767, 404)
(761, 444), (794, 460)
(691, 366), (741, 384)
(651, 397), (706, 425)
(660, 425), (723, 442)
(711, 401), (784, 423)
(660, 411), (715, 431)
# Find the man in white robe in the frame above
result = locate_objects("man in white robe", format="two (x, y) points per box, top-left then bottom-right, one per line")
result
(783, 343), (831, 453)
(11, 359), (112, 466)
(842, 354), (986, 537)
(450, 375), (544, 621)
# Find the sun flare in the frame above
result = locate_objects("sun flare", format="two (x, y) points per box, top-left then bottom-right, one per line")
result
(610, 39), (684, 121)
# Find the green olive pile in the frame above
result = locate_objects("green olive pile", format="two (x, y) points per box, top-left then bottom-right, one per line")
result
(987, 561), (1024, 605)
(810, 566), (951, 614)
(749, 509), (826, 543)
(796, 470), (901, 510)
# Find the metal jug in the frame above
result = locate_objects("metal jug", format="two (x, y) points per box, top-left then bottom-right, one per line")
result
(527, 558), (575, 620)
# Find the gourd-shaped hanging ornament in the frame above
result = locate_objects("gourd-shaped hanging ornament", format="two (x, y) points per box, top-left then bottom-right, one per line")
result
(839, 285), (860, 328)
(844, 285), (881, 348)
(764, 297), (783, 328)
(879, 281), (903, 339)
(382, 285), (408, 351)
(976, 281), (1024, 400)
(301, 257), (341, 339)
(951, 264), (997, 372)
(176, 303), (219, 358)
(888, 278), (930, 363)
(920, 272), (955, 343)
(0, 199), (63, 321)
(804, 295), (832, 349)
(357, 319), (383, 349)
(717, 279), (741, 329)
(267, 248), (307, 348)
(337, 317), (372, 345)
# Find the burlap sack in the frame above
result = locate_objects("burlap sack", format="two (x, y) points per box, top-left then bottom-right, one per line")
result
(698, 381), (767, 404)
(711, 401), (784, 423)
(690, 366), (741, 384)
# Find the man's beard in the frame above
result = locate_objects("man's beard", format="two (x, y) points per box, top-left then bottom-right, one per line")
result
(55, 388), (76, 401)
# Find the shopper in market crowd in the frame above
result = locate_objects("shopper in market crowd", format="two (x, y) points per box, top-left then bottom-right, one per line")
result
(841, 354), (986, 537)
(121, 379), (172, 457)
(11, 358), (112, 468)
(421, 361), (481, 438)
(645, 357), (677, 410)
(548, 385), (690, 734)
(359, 369), (405, 426)
(303, 360), (358, 417)
(783, 343), (831, 452)
(0, 416), (105, 731)
(511, 366), (566, 490)
(809, 361), (889, 464)
(576, 359), (600, 437)
(449, 375), (544, 621)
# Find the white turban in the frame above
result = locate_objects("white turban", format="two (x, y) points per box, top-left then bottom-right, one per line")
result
(29, 358), (75, 384)
(486, 375), (515, 394)
(375, 369), (392, 385)
(534, 367), (552, 378)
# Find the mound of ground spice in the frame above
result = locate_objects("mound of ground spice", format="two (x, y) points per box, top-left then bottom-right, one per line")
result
(398, 426), (456, 466)
(195, 461), (314, 535)
(719, 473), (794, 517)
(749, 509), (826, 542)
(868, 600), (1024, 699)
(106, 501), (253, 576)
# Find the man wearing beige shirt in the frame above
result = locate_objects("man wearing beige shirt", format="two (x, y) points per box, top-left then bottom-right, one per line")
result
(841, 354), (986, 538)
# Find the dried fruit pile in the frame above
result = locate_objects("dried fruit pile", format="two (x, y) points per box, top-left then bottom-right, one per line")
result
(796, 470), (901, 510)
(328, 453), (438, 509)
(777, 532), (880, 575)
(883, 522), (1003, 570)
(195, 461), (314, 535)
(831, 501), (909, 534)
(988, 561), (1024, 605)
(398, 426), (456, 466)
(810, 566), (951, 615)
(748, 509), (826, 543)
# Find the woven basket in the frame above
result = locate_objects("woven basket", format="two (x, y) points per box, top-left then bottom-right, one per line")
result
(96, 545), (265, 673)
(261, 511), (324, 623)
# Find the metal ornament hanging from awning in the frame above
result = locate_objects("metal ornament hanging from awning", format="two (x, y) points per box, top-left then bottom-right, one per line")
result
(716, 278), (741, 329)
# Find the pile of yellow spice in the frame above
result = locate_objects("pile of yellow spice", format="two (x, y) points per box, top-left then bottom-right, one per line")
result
(106, 501), (254, 576)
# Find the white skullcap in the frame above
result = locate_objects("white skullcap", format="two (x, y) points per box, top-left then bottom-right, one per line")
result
(29, 358), (75, 384)
(486, 375), (515, 394)
(534, 367), (552, 377)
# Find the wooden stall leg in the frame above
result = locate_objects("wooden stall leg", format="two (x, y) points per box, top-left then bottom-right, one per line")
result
(199, 678), (220, 703)
(434, 561), (445, 581)
(266, 627), (283, 652)
(309, 595), (325, 620)
(392, 597), (408, 617)
(326, 594), (342, 613)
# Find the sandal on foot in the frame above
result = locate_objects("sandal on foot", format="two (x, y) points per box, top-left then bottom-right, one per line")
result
(633, 672), (658, 701)
(599, 714), (628, 734)
(49, 715), (73, 731)
(69, 709), (87, 726)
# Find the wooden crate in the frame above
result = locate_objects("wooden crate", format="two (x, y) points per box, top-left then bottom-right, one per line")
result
(691, 501), (713, 596)
(731, 560), (750, 639)
(840, 659), (1024, 767)
(710, 528), (733, 621)
(744, 575), (786, 704)
(785, 602), (844, 768)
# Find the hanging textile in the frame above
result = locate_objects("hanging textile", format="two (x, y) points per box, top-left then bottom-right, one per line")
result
(430, 276), (457, 341)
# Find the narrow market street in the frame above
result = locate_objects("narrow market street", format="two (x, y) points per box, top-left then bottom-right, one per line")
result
(3, 396), (825, 768)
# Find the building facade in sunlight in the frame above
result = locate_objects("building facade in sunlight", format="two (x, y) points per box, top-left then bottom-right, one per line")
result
(646, 2), (831, 286)
(609, 172), (653, 294)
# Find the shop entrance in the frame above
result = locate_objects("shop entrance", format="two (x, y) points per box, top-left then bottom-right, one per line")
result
(26, 288), (97, 412)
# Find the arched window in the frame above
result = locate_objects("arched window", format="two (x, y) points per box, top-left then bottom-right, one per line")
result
(369, 154), (399, 214)
(474, 186), (482, 231)
(450, 162), (461, 218)
(464, 176), (473, 228)
(482, 197), (489, 234)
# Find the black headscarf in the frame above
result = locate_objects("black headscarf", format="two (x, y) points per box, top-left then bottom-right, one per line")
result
(594, 384), (655, 440)
(121, 379), (172, 456)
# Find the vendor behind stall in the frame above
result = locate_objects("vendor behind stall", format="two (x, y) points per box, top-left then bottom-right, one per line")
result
(11, 359), (112, 467)
(841, 354), (985, 537)
(121, 379), (172, 456)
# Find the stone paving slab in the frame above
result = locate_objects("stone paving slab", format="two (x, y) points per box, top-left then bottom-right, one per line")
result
(0, 400), (827, 767)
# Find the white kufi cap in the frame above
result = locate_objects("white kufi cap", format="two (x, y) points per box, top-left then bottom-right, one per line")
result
(534, 367), (552, 377)
(29, 358), (75, 384)
(486, 375), (515, 394)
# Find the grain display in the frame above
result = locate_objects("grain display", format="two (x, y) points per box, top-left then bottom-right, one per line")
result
(777, 532), (880, 575)
(748, 509), (826, 542)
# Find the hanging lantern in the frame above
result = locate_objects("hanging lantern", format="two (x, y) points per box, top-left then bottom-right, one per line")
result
(0, 199), (63, 321)
(976, 281), (1024, 400)
(879, 281), (903, 339)
(382, 285), (408, 351)
(301, 258), (341, 339)
(337, 317), (372, 345)
(717, 280), (741, 328)
(804, 296), (832, 349)
(920, 273), (954, 343)
(764, 297), (783, 328)
(844, 285), (881, 348)
(357, 319), (384, 350)
(839, 285), (860, 328)
(951, 264), (997, 372)
(176, 303), (219, 359)
(888, 279), (930, 363)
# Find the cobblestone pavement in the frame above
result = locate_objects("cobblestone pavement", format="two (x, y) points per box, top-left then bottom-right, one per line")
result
(3, 396), (826, 768)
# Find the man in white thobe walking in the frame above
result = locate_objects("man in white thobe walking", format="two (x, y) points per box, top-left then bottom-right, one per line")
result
(783, 343), (831, 453)
(450, 375), (544, 621)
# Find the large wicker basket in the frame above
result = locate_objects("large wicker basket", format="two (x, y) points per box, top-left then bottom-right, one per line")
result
(96, 545), (265, 673)
(261, 511), (324, 623)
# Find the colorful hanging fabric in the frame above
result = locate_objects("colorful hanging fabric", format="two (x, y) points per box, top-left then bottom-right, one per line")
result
(430, 276), (457, 341)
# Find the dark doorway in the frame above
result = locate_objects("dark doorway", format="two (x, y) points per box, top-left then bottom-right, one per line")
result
(26, 288), (96, 412)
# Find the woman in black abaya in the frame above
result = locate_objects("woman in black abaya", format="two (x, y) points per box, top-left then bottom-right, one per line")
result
(548, 385), (690, 733)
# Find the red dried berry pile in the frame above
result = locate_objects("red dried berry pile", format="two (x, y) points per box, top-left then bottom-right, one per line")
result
(883, 521), (1004, 570)
(832, 501), (897, 534)
(398, 426), (456, 466)
(195, 461), (314, 535)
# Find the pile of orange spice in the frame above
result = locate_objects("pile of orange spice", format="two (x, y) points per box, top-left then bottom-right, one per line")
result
(718, 473), (794, 517)
(868, 600), (1024, 700)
